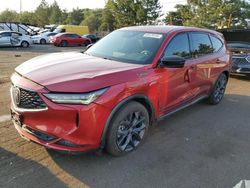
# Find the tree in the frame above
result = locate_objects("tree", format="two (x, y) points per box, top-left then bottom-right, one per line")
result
(66, 8), (84, 25)
(0, 10), (19, 22)
(49, 1), (62, 24)
(81, 9), (103, 32)
(107, 0), (161, 28)
(101, 0), (115, 31)
(35, 0), (50, 27)
(20, 11), (36, 25)
(165, 0), (250, 29)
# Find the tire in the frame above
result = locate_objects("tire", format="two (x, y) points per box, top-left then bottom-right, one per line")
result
(40, 38), (46, 44)
(106, 101), (149, 156)
(21, 41), (29, 48)
(84, 40), (90, 47)
(60, 40), (68, 47)
(207, 73), (228, 105)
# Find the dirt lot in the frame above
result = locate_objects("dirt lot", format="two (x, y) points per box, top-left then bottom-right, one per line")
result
(0, 45), (250, 188)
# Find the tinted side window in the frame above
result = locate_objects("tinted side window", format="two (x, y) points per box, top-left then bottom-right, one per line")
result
(1, 32), (11, 37)
(65, 34), (72, 38)
(164, 33), (191, 59)
(210, 35), (223, 52)
(190, 33), (213, 57)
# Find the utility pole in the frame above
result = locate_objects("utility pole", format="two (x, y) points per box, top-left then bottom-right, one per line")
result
(20, 0), (22, 13)
(227, 13), (232, 29)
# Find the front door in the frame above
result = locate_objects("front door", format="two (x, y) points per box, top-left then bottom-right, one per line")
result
(156, 33), (195, 114)
(0, 32), (11, 46)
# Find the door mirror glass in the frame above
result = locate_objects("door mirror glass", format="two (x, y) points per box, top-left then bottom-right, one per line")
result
(159, 55), (185, 68)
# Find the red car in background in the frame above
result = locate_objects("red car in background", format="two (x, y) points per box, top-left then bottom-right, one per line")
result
(49, 33), (91, 47)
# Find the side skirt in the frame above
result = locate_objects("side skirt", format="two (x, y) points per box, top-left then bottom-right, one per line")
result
(157, 95), (208, 122)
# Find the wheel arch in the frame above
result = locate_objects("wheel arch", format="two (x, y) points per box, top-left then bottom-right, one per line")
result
(100, 94), (155, 150)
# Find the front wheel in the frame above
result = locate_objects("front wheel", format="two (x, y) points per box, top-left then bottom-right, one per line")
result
(21, 41), (29, 48)
(106, 101), (149, 156)
(40, 38), (46, 44)
(207, 73), (228, 105)
(60, 40), (68, 47)
(84, 40), (91, 47)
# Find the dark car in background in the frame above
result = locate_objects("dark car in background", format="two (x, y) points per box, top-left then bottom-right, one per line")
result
(219, 29), (250, 74)
(82, 34), (100, 43)
(49, 32), (91, 47)
(227, 42), (250, 74)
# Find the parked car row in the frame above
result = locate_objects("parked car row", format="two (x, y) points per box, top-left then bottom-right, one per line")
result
(0, 30), (98, 48)
(0, 31), (31, 48)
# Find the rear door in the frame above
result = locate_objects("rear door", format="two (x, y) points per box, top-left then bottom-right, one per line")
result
(188, 32), (215, 97)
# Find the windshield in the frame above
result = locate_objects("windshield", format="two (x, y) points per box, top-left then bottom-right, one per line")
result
(86, 30), (165, 64)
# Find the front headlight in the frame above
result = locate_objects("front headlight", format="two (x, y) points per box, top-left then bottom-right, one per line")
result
(44, 88), (107, 105)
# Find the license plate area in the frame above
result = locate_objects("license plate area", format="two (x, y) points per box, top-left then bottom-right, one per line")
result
(11, 109), (23, 127)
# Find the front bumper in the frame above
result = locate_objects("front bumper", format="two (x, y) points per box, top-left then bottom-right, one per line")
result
(10, 74), (111, 152)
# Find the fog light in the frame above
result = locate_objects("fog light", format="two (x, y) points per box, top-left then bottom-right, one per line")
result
(56, 140), (81, 148)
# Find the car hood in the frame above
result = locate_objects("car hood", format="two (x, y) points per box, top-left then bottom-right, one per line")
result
(16, 52), (146, 92)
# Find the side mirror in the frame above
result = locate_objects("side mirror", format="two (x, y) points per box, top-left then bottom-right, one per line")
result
(159, 55), (185, 68)
(86, 43), (93, 49)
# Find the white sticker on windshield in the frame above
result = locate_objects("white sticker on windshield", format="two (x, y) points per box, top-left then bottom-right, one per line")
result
(143, 33), (162, 39)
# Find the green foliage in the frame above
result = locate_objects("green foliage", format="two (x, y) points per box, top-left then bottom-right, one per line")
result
(66, 8), (84, 25)
(81, 9), (103, 32)
(101, 0), (115, 31)
(165, 0), (250, 29)
(20, 11), (36, 25)
(0, 0), (162, 32)
(108, 0), (161, 28)
(49, 1), (62, 24)
(34, 0), (50, 27)
(0, 10), (19, 22)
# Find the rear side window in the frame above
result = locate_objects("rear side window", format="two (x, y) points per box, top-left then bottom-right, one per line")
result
(190, 33), (213, 57)
(164, 33), (191, 59)
(210, 35), (223, 52)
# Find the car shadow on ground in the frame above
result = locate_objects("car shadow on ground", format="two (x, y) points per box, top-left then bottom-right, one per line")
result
(230, 74), (250, 81)
(0, 147), (67, 188)
(47, 94), (250, 188)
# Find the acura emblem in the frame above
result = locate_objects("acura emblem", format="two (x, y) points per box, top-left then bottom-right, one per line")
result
(13, 87), (21, 105)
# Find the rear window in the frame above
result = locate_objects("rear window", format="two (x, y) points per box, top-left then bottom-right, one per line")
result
(210, 35), (223, 52)
(190, 33), (214, 57)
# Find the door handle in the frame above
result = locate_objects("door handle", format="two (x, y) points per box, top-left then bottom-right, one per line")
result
(216, 59), (221, 64)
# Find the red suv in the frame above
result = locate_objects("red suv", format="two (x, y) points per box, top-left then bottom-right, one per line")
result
(49, 32), (91, 47)
(10, 26), (231, 156)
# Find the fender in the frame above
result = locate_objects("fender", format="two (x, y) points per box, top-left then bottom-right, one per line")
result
(99, 94), (155, 150)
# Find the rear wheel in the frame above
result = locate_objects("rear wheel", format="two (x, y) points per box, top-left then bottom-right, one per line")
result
(106, 101), (149, 156)
(208, 73), (228, 105)
(21, 41), (29, 48)
(40, 38), (46, 44)
(60, 40), (68, 47)
(84, 40), (91, 47)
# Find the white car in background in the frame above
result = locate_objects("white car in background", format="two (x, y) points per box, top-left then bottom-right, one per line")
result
(31, 32), (57, 44)
(0, 31), (31, 48)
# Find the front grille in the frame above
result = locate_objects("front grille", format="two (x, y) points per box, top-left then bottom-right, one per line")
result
(232, 57), (249, 65)
(12, 85), (47, 109)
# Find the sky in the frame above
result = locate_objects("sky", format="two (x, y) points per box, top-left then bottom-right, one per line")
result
(0, 0), (187, 13)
